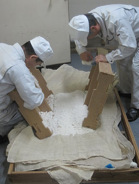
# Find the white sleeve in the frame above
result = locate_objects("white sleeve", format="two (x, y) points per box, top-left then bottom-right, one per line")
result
(75, 40), (87, 54)
(105, 19), (137, 64)
(9, 65), (44, 110)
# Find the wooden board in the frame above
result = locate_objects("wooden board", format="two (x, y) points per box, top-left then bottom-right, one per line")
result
(8, 89), (139, 183)
(83, 62), (114, 129)
(9, 68), (52, 139)
(30, 68), (53, 98)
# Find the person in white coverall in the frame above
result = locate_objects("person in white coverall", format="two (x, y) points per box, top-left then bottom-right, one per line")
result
(0, 36), (53, 143)
(69, 4), (139, 122)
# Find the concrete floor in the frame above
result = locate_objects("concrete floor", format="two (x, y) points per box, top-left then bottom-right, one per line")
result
(0, 53), (139, 184)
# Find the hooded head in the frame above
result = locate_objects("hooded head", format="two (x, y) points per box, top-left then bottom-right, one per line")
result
(30, 36), (53, 66)
(69, 15), (89, 46)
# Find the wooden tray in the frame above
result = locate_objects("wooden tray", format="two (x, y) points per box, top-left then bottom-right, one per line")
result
(8, 89), (139, 183)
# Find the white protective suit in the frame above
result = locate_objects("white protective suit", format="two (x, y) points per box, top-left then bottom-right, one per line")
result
(0, 43), (44, 136)
(75, 4), (139, 109)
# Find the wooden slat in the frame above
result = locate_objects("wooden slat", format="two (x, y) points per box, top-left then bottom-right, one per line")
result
(114, 88), (139, 165)
(83, 62), (114, 129)
(97, 47), (108, 55)
(85, 66), (95, 91)
(84, 64), (99, 106)
(82, 169), (139, 183)
(30, 68), (53, 98)
(8, 167), (139, 183)
(9, 90), (52, 139)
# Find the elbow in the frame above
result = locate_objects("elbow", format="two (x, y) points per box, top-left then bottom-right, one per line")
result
(126, 46), (136, 56)
(120, 45), (137, 58)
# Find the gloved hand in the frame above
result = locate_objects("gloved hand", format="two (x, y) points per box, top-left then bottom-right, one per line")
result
(82, 60), (93, 65)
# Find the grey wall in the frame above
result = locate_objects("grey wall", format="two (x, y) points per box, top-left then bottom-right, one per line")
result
(69, 0), (139, 19)
(0, 0), (70, 65)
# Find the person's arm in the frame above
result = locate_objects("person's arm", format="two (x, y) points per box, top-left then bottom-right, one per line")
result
(9, 64), (44, 110)
(75, 40), (93, 62)
(105, 19), (137, 64)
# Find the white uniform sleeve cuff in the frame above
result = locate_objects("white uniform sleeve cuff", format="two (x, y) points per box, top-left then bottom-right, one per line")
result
(105, 53), (114, 64)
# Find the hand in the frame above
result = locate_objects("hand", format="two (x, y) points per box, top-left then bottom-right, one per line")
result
(80, 51), (93, 61)
(95, 55), (108, 63)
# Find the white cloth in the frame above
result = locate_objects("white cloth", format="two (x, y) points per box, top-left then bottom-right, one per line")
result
(6, 65), (135, 184)
(7, 95), (134, 163)
(42, 64), (89, 94)
(0, 43), (44, 123)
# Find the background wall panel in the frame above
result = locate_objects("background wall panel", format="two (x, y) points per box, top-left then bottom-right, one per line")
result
(69, 0), (139, 19)
(0, 0), (70, 65)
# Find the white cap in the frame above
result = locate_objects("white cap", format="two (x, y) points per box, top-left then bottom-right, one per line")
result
(30, 36), (53, 66)
(69, 15), (89, 46)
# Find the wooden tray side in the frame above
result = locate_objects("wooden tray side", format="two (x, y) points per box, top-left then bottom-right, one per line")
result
(8, 164), (58, 184)
(114, 88), (139, 165)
